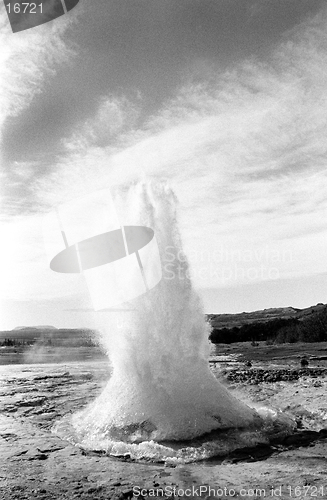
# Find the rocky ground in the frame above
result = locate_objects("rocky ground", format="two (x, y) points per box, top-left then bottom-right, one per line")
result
(0, 347), (327, 500)
(226, 367), (327, 384)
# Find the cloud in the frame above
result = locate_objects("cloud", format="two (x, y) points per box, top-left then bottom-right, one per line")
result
(37, 5), (327, 218)
(35, 5), (327, 286)
(3, 3), (327, 307)
(0, 2), (80, 307)
(0, 5), (75, 132)
(0, 1), (79, 216)
(63, 94), (141, 152)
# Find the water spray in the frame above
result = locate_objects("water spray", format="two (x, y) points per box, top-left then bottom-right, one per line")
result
(44, 181), (294, 463)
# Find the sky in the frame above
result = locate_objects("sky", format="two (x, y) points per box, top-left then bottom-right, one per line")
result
(1, 0), (327, 329)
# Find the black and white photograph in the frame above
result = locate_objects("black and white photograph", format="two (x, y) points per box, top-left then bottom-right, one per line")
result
(1, 0), (327, 498)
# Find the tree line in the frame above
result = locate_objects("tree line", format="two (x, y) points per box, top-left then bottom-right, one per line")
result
(0, 338), (34, 347)
(209, 307), (327, 344)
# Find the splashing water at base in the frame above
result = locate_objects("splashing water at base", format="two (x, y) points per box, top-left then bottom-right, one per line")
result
(53, 181), (294, 462)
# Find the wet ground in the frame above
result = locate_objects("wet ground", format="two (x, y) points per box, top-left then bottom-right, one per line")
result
(0, 347), (327, 499)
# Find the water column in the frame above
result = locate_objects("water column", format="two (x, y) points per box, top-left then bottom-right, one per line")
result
(46, 181), (292, 462)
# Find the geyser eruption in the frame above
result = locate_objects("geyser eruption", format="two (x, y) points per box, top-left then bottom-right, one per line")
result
(53, 181), (293, 462)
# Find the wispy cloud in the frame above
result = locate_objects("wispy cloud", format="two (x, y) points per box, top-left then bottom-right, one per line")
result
(0, 3), (78, 309)
(3, 3), (327, 310)
(0, 6), (74, 131)
(0, 2), (78, 216)
(64, 94), (141, 153)
(33, 5), (327, 288)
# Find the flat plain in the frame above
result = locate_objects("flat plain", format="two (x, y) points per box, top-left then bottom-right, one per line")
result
(0, 342), (327, 500)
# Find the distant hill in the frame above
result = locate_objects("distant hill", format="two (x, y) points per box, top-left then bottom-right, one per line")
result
(2, 302), (327, 347)
(13, 325), (58, 331)
(207, 303), (327, 344)
(207, 303), (326, 329)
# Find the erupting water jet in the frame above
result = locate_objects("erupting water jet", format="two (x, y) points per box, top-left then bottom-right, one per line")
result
(47, 181), (294, 463)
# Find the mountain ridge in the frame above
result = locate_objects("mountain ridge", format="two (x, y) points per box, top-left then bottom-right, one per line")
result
(207, 303), (326, 329)
(208, 303), (327, 344)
